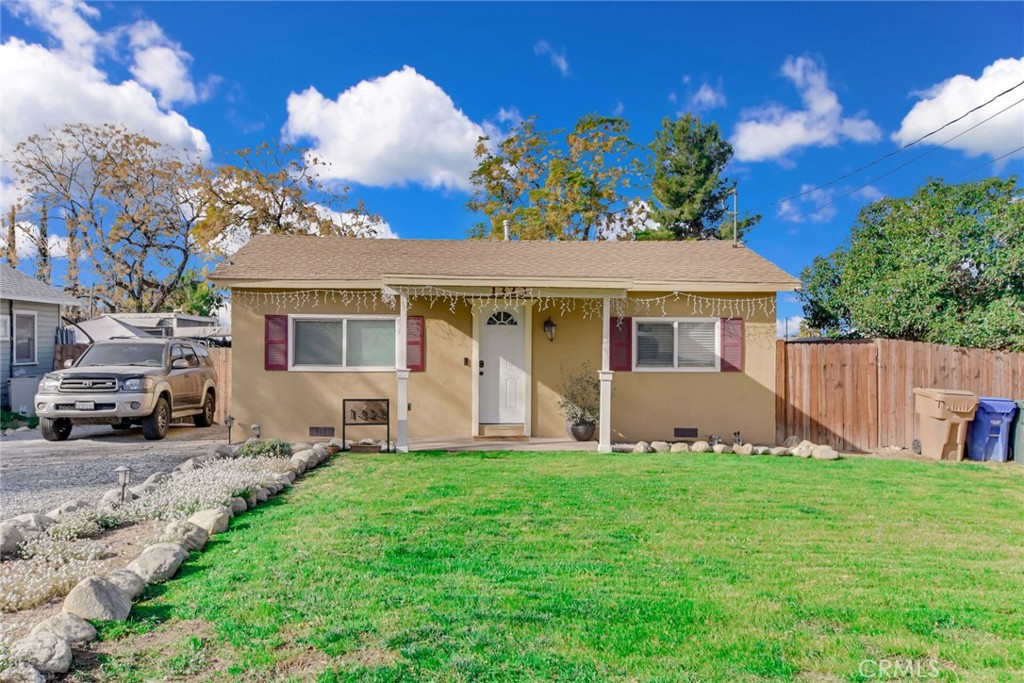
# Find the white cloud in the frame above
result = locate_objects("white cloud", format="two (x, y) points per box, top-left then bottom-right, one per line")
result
(732, 56), (881, 162)
(854, 185), (885, 203)
(893, 57), (1024, 160)
(688, 82), (726, 111)
(613, 100), (625, 117)
(777, 315), (805, 339)
(0, 2), (210, 158)
(777, 185), (838, 223)
(7, 0), (100, 62)
(125, 20), (210, 108)
(283, 66), (487, 191)
(533, 40), (570, 77)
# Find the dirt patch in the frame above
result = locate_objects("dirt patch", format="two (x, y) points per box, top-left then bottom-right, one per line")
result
(340, 647), (401, 669)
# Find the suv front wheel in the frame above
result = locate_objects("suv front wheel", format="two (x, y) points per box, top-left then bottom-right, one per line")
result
(41, 417), (72, 442)
(142, 397), (171, 440)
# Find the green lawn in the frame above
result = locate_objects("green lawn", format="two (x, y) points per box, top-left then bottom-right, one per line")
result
(77, 452), (1023, 682)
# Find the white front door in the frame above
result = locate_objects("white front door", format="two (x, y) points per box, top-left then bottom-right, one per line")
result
(479, 307), (526, 423)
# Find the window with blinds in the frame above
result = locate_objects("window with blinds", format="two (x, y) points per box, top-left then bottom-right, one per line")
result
(291, 316), (397, 369)
(634, 318), (719, 371)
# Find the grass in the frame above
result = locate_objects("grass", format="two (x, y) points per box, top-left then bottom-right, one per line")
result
(71, 452), (1023, 682)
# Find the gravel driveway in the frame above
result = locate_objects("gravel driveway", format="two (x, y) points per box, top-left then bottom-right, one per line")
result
(0, 423), (229, 518)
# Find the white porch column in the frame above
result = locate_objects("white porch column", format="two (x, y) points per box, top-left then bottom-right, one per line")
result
(599, 296), (613, 453)
(396, 294), (409, 453)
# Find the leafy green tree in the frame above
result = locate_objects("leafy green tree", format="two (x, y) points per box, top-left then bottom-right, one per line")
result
(638, 114), (759, 241)
(800, 177), (1024, 351)
(166, 269), (225, 317)
(467, 114), (639, 240)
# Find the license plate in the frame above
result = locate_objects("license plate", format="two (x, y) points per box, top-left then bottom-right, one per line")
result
(74, 401), (95, 410)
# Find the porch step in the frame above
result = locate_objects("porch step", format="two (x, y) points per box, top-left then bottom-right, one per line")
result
(478, 423), (527, 439)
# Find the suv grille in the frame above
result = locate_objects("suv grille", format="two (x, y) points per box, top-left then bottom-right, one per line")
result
(60, 377), (119, 393)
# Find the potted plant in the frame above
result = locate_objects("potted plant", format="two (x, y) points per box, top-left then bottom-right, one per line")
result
(557, 361), (600, 441)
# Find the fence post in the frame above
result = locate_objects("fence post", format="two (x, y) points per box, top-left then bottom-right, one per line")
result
(775, 340), (787, 445)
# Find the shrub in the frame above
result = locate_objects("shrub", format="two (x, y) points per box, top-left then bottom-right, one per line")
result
(557, 360), (601, 426)
(235, 438), (292, 459)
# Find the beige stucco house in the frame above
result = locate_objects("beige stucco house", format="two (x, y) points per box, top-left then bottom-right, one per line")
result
(212, 235), (799, 451)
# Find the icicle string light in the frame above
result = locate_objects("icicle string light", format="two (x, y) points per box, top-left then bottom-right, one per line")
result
(234, 287), (775, 320)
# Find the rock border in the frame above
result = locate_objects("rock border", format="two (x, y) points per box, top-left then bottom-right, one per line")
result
(612, 438), (841, 461)
(0, 438), (341, 680)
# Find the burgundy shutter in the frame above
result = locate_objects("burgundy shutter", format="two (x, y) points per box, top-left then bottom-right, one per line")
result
(407, 315), (425, 372)
(609, 316), (632, 372)
(720, 317), (744, 372)
(264, 315), (288, 371)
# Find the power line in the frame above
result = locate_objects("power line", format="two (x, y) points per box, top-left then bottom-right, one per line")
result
(791, 95), (1024, 222)
(756, 77), (1024, 213)
(952, 144), (1024, 181)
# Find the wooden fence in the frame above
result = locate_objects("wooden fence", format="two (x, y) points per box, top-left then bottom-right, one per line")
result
(776, 339), (1024, 452)
(54, 345), (232, 425)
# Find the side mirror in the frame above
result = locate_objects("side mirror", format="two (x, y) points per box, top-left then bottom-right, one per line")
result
(171, 358), (189, 369)
(63, 359), (74, 368)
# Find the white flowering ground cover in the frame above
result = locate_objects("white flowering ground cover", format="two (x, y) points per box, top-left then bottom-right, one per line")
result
(0, 456), (293, 616)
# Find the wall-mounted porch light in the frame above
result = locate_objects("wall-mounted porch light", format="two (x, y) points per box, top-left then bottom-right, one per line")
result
(544, 317), (557, 342)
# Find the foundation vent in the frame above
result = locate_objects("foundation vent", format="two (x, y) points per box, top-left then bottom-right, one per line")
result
(673, 427), (699, 439)
(309, 426), (336, 437)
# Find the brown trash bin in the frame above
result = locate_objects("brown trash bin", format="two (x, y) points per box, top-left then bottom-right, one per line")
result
(913, 388), (979, 461)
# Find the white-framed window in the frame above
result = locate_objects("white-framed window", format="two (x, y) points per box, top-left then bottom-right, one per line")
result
(633, 317), (719, 372)
(289, 314), (397, 371)
(13, 310), (37, 365)
(0, 314), (9, 339)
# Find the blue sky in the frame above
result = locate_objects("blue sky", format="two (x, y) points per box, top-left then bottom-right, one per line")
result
(2, 1), (1022, 332)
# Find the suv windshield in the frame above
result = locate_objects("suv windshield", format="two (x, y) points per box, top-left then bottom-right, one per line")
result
(77, 343), (165, 367)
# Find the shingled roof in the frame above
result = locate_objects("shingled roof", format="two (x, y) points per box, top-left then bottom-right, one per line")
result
(212, 235), (800, 293)
(0, 263), (81, 306)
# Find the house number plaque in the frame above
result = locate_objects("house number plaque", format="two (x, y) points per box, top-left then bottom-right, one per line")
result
(342, 399), (391, 452)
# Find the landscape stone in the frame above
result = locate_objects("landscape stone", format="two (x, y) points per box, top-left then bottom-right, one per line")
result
(129, 482), (159, 497)
(99, 488), (136, 508)
(162, 520), (209, 551)
(0, 663), (45, 683)
(256, 488), (269, 503)
(812, 445), (841, 461)
(753, 446), (771, 455)
(690, 441), (710, 453)
(229, 497), (248, 514)
(63, 577), (131, 621)
(104, 569), (146, 598)
(670, 442), (690, 453)
(213, 444), (238, 459)
(791, 443), (814, 458)
(188, 506), (230, 535)
(277, 471), (296, 485)
(142, 472), (170, 485)
(734, 443), (754, 455)
(783, 435), (801, 448)
(0, 521), (25, 558)
(769, 447), (791, 456)
(650, 441), (670, 453)
(126, 543), (188, 583)
(288, 455), (307, 474)
(9, 514), (55, 534)
(290, 442), (312, 453)
(632, 441), (651, 453)
(712, 444), (733, 454)
(10, 632), (71, 675)
(45, 500), (90, 519)
(30, 612), (97, 645)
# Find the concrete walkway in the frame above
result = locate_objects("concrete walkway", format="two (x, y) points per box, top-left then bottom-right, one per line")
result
(409, 436), (597, 452)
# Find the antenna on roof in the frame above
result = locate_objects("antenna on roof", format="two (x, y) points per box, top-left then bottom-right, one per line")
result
(502, 219), (510, 242)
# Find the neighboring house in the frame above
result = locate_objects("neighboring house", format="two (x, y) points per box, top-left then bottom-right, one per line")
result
(212, 236), (800, 452)
(105, 312), (219, 338)
(0, 263), (82, 411)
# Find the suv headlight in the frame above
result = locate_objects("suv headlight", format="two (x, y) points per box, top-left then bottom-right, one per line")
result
(121, 377), (154, 392)
(39, 376), (61, 393)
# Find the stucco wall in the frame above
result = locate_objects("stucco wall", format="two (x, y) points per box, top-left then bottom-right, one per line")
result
(530, 293), (778, 445)
(231, 290), (473, 442)
(233, 289), (778, 445)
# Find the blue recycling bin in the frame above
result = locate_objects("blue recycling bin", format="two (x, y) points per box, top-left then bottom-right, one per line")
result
(966, 397), (1018, 462)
